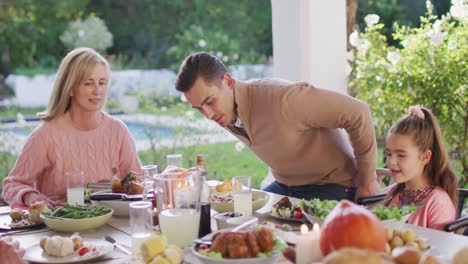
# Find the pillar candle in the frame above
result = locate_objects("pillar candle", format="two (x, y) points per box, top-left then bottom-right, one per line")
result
(296, 224), (314, 264)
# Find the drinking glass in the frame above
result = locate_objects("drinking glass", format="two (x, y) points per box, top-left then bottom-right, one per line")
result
(153, 171), (202, 247)
(141, 165), (158, 201)
(130, 201), (153, 254)
(232, 176), (252, 217)
(166, 154), (182, 168)
(66, 171), (85, 205)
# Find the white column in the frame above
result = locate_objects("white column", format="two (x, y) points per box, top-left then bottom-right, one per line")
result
(271, 0), (347, 94)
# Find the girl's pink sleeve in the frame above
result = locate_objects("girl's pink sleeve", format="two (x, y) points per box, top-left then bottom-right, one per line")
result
(426, 190), (456, 231)
(2, 130), (50, 206)
(118, 127), (142, 176)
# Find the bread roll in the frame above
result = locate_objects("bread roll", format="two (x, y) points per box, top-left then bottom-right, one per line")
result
(323, 248), (383, 264)
(43, 236), (74, 257)
(40, 236), (48, 250)
(452, 246), (468, 264)
(391, 246), (422, 264)
(9, 208), (24, 221)
(71, 234), (83, 250)
(29, 201), (48, 223)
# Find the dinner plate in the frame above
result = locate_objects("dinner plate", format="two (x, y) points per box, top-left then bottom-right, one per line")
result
(0, 220), (45, 232)
(192, 229), (286, 264)
(269, 212), (305, 223)
(23, 239), (113, 263)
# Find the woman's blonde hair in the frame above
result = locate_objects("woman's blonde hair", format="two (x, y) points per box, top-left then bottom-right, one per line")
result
(38, 47), (110, 121)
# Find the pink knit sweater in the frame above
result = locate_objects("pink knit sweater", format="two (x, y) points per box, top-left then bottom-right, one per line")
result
(2, 112), (142, 206)
(388, 186), (456, 231)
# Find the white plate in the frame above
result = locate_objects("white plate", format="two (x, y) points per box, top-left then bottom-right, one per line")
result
(192, 229), (286, 264)
(24, 240), (114, 263)
(269, 212), (305, 223)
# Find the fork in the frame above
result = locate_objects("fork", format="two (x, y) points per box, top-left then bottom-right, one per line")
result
(104, 236), (132, 255)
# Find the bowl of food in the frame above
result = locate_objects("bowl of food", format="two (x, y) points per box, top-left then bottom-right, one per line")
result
(193, 227), (287, 264)
(40, 205), (114, 232)
(211, 189), (270, 213)
(213, 212), (244, 230)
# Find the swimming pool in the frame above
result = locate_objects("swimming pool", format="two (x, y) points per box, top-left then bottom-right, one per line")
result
(0, 121), (198, 141)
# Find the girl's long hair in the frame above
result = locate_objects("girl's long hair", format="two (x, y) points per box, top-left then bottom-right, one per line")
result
(386, 107), (458, 207)
(38, 47), (110, 121)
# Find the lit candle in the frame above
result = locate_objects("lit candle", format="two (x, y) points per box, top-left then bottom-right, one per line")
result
(296, 223), (323, 264)
(310, 223), (323, 261)
(296, 224), (314, 264)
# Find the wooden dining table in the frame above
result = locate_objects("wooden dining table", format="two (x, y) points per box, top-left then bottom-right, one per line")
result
(1, 191), (467, 263)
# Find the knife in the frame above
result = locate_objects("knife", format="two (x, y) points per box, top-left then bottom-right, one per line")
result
(89, 193), (154, 201)
(87, 182), (112, 189)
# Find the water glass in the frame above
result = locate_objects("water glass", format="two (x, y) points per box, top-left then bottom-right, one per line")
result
(130, 201), (153, 254)
(141, 165), (158, 201)
(66, 171), (84, 205)
(233, 176), (252, 217)
(166, 154), (182, 168)
(153, 171), (202, 247)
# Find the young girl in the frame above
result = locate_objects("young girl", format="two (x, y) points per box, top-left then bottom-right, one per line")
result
(385, 105), (458, 230)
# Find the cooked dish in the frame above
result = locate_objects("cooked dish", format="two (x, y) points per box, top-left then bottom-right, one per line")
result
(41, 204), (112, 219)
(111, 170), (144, 195)
(7, 201), (48, 228)
(197, 228), (286, 259)
(212, 179), (242, 193)
(40, 234), (83, 257)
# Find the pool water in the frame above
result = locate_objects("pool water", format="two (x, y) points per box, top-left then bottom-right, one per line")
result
(0, 121), (198, 141)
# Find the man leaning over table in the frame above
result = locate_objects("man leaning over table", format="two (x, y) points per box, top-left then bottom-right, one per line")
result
(174, 52), (382, 201)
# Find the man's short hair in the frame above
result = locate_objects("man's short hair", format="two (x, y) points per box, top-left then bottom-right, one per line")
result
(175, 52), (227, 92)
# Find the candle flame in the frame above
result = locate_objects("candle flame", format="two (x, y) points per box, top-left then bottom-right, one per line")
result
(300, 224), (309, 234)
(313, 223), (320, 232)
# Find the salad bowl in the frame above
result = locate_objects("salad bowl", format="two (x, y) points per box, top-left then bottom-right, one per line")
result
(40, 205), (114, 232)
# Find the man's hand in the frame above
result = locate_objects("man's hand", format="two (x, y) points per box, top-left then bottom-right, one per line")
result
(355, 180), (383, 202)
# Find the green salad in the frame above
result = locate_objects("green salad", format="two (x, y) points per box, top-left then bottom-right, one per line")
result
(372, 204), (417, 221)
(42, 204), (112, 219)
(300, 198), (338, 220)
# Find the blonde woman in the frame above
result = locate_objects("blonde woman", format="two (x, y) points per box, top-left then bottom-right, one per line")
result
(2, 47), (142, 207)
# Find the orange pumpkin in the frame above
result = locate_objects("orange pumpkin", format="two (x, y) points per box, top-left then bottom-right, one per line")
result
(319, 200), (386, 256)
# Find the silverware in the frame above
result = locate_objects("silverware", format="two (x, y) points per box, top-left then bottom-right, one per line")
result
(0, 227), (51, 237)
(193, 238), (212, 245)
(231, 217), (258, 232)
(105, 236), (132, 255)
(193, 217), (257, 246)
(87, 182), (112, 189)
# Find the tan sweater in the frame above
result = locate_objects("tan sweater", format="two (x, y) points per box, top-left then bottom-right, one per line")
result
(228, 78), (377, 187)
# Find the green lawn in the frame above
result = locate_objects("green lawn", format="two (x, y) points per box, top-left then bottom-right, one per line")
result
(139, 141), (269, 188)
(0, 142), (385, 190)
(0, 104), (386, 190)
(0, 106), (45, 119)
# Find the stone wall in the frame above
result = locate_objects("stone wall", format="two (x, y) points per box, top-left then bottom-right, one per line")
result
(4, 65), (272, 107)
